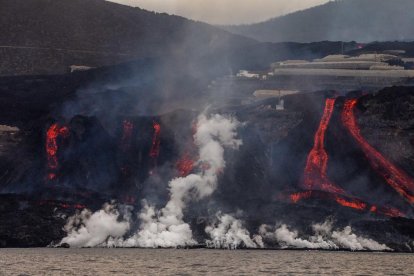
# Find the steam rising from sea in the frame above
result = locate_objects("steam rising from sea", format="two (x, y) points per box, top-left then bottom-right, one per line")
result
(60, 113), (389, 251)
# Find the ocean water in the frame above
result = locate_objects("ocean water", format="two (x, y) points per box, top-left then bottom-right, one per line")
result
(0, 249), (413, 275)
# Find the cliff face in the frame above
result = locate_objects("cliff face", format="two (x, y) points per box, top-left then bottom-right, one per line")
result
(0, 82), (414, 249)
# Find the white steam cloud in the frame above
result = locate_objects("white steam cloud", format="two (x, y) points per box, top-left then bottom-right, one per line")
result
(260, 220), (390, 251)
(61, 203), (131, 247)
(205, 213), (263, 249)
(123, 113), (242, 247)
(60, 113), (242, 248)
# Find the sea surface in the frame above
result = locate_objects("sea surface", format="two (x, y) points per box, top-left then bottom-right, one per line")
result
(0, 249), (414, 275)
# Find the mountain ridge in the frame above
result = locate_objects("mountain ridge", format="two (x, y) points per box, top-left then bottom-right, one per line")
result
(0, 0), (256, 75)
(222, 0), (414, 43)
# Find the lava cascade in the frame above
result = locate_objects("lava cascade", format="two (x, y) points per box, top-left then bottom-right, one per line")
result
(175, 122), (198, 177)
(342, 99), (414, 204)
(291, 98), (405, 217)
(176, 153), (195, 177)
(46, 123), (69, 180)
(303, 98), (345, 194)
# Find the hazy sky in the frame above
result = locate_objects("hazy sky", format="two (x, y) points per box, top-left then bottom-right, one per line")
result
(107, 0), (330, 25)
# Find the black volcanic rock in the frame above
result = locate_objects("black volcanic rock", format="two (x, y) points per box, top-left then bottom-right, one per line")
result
(0, 194), (67, 247)
(357, 87), (414, 179)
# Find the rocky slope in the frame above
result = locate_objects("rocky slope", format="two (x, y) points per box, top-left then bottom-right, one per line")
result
(0, 83), (414, 249)
(223, 0), (414, 43)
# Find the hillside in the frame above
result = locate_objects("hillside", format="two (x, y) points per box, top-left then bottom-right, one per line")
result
(0, 0), (255, 75)
(223, 0), (414, 43)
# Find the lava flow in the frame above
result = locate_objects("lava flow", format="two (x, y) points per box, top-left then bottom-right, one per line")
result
(120, 119), (134, 152)
(290, 191), (313, 203)
(289, 191), (404, 217)
(303, 98), (345, 194)
(46, 123), (69, 181)
(290, 98), (402, 216)
(335, 196), (366, 211)
(176, 152), (195, 177)
(342, 99), (414, 204)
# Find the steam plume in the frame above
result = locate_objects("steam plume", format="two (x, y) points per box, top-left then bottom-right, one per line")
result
(260, 220), (390, 251)
(60, 113), (242, 248)
(205, 213), (264, 249)
(123, 113), (242, 247)
(60, 203), (131, 247)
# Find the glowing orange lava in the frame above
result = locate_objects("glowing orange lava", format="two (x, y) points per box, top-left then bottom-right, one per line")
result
(303, 98), (345, 194)
(335, 196), (367, 210)
(176, 153), (195, 177)
(289, 98), (407, 217)
(342, 99), (414, 204)
(290, 191), (313, 203)
(289, 190), (404, 217)
(46, 123), (69, 181)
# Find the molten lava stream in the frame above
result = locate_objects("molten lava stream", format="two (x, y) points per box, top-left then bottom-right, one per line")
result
(148, 121), (161, 175)
(342, 99), (414, 204)
(46, 123), (69, 181)
(289, 191), (405, 217)
(334, 196), (366, 211)
(303, 98), (345, 194)
(290, 191), (313, 203)
(176, 153), (195, 177)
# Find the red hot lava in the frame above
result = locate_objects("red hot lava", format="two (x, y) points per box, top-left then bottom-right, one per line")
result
(176, 153), (195, 177)
(289, 98), (408, 217)
(303, 98), (345, 194)
(46, 123), (69, 180)
(290, 191), (313, 203)
(120, 119), (134, 152)
(342, 99), (414, 204)
(289, 191), (404, 217)
(149, 121), (161, 159)
(335, 196), (367, 211)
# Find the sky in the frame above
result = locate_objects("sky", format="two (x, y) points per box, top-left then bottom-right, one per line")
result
(107, 0), (330, 25)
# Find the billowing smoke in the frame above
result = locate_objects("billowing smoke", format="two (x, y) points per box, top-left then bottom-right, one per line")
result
(123, 113), (242, 247)
(60, 203), (131, 247)
(60, 113), (243, 248)
(205, 213), (263, 249)
(260, 220), (390, 251)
